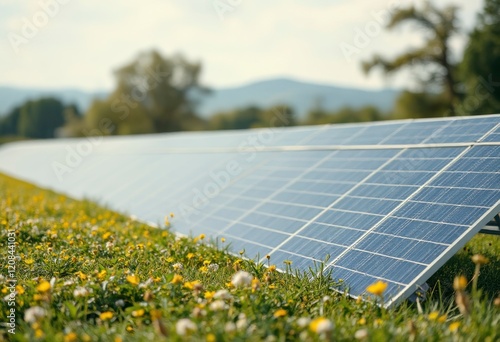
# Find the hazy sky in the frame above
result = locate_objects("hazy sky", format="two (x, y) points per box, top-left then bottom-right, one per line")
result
(0, 0), (483, 91)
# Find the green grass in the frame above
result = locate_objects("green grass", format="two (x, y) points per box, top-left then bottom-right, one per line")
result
(0, 173), (499, 341)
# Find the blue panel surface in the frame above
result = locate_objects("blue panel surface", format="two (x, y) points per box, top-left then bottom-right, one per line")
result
(0, 115), (499, 307)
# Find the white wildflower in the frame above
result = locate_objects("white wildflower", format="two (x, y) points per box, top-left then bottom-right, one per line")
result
(297, 317), (311, 328)
(208, 263), (219, 272)
(24, 306), (47, 323)
(354, 328), (369, 340)
(225, 322), (236, 333)
(213, 289), (232, 300)
(231, 271), (253, 288)
(176, 318), (197, 336)
(173, 263), (183, 271)
(73, 286), (90, 298)
(209, 300), (228, 311)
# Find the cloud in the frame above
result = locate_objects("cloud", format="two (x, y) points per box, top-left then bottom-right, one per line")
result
(0, 0), (484, 91)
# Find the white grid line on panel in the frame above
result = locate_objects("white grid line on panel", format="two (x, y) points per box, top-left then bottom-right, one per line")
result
(264, 149), (410, 262)
(213, 126), (376, 239)
(385, 200), (500, 307)
(319, 118), (459, 271)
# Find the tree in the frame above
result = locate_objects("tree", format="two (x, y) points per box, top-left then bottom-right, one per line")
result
(17, 98), (65, 138)
(363, 1), (461, 115)
(459, 0), (500, 115)
(97, 50), (209, 134)
(391, 91), (448, 119)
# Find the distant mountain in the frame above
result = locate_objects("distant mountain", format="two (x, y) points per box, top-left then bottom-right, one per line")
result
(0, 78), (400, 119)
(195, 78), (400, 118)
(0, 86), (107, 116)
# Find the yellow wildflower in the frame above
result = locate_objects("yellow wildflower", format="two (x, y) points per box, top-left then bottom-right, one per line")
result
(273, 309), (287, 318)
(36, 281), (51, 293)
(126, 275), (140, 286)
(184, 280), (201, 290)
(199, 233), (206, 240)
(171, 274), (184, 284)
(132, 309), (145, 318)
(472, 254), (489, 265)
(453, 276), (467, 291)
(366, 280), (387, 296)
(449, 321), (460, 333)
(16, 285), (25, 295)
(187, 253), (195, 260)
(204, 291), (215, 300)
(100, 311), (113, 321)
(428, 311), (439, 321)
(102, 232), (112, 240)
(24, 258), (35, 265)
(309, 317), (333, 334)
(64, 332), (78, 342)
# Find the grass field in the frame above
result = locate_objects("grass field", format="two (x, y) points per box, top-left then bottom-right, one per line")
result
(0, 173), (499, 341)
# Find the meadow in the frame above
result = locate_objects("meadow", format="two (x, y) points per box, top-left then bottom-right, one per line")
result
(0, 173), (499, 341)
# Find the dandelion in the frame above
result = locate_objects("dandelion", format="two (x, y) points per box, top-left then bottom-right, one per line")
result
(102, 232), (112, 240)
(268, 265), (277, 272)
(199, 233), (206, 240)
(231, 270), (253, 288)
(221, 237), (226, 243)
(187, 253), (195, 260)
(100, 311), (114, 321)
(428, 311), (439, 320)
(204, 291), (215, 300)
(170, 212), (174, 218)
(309, 317), (333, 334)
(449, 321), (460, 333)
(184, 280), (202, 291)
(64, 332), (78, 342)
(36, 280), (51, 293)
(132, 309), (145, 318)
(126, 275), (140, 286)
(252, 278), (260, 292)
(273, 309), (287, 318)
(207, 333), (216, 342)
(366, 280), (387, 297)
(24, 258), (35, 265)
(171, 274), (184, 284)
(24, 306), (47, 323)
(472, 254), (489, 265)
(175, 318), (197, 336)
(453, 275), (467, 291)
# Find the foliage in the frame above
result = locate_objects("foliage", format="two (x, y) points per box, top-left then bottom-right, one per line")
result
(363, 1), (461, 115)
(208, 105), (295, 130)
(391, 91), (449, 119)
(1, 173), (499, 341)
(459, 0), (500, 115)
(0, 98), (75, 139)
(303, 106), (385, 125)
(81, 50), (209, 136)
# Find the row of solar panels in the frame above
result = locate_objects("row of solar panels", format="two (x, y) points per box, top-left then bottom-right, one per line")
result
(0, 114), (498, 306)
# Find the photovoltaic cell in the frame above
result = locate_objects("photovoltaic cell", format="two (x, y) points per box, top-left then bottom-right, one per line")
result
(0, 115), (498, 307)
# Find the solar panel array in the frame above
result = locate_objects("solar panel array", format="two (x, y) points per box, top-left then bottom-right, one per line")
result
(0, 115), (499, 306)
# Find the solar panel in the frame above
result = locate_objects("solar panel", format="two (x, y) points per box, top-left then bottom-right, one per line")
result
(0, 115), (499, 306)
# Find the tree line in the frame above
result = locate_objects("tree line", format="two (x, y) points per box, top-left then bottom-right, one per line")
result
(1, 0), (498, 142)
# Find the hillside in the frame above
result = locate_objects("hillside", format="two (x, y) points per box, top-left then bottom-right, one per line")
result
(0, 78), (400, 119)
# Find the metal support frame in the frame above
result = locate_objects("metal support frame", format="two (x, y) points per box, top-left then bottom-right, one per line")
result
(479, 213), (500, 236)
